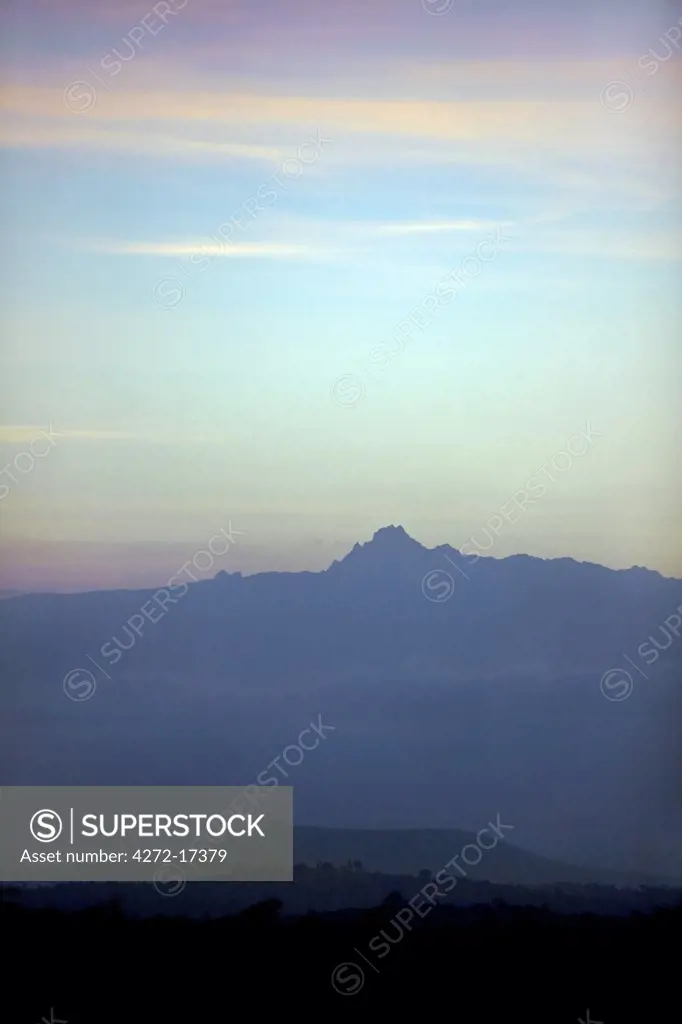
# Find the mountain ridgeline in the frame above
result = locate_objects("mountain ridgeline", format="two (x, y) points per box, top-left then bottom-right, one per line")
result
(1, 527), (681, 881)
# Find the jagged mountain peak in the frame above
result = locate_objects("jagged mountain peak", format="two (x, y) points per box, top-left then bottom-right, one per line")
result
(327, 525), (430, 576)
(369, 524), (420, 546)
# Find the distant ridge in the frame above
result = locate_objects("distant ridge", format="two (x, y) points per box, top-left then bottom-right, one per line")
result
(293, 826), (665, 887)
(2, 526), (681, 682)
(3, 527), (679, 598)
(2, 526), (681, 881)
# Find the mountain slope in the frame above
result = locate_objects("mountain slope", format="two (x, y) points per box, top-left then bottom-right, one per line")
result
(1, 528), (681, 881)
(292, 826), (662, 886)
(1, 525), (681, 686)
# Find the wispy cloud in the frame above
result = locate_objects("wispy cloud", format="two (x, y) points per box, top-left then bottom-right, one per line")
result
(373, 220), (514, 235)
(0, 85), (612, 140)
(2, 76), (676, 223)
(0, 425), (273, 445)
(0, 426), (135, 443)
(98, 240), (316, 258)
(0, 120), (285, 164)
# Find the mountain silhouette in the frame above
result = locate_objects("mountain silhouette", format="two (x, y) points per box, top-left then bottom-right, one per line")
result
(3, 525), (681, 683)
(1, 528), (681, 881)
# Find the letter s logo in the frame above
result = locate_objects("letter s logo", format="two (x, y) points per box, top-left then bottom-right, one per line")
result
(30, 809), (63, 842)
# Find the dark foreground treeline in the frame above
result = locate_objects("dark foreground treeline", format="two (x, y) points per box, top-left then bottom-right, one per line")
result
(3, 895), (680, 1022)
(7, 864), (681, 918)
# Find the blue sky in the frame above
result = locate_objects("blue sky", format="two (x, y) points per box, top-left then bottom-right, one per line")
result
(1, 0), (681, 589)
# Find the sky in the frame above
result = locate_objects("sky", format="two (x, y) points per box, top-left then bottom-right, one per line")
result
(0, 0), (681, 590)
